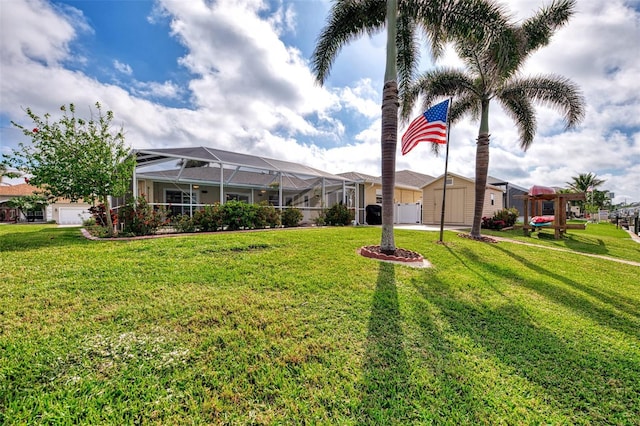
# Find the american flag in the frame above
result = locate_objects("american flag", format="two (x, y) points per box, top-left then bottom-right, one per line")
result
(401, 99), (450, 155)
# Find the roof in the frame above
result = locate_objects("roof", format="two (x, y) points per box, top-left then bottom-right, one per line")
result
(138, 167), (336, 191)
(337, 170), (435, 190)
(487, 176), (528, 193)
(134, 147), (348, 181)
(422, 172), (503, 191)
(395, 170), (436, 188)
(0, 183), (40, 197)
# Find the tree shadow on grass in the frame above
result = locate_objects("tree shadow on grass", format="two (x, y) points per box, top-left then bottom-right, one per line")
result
(485, 243), (640, 338)
(359, 262), (413, 424)
(0, 226), (90, 252)
(410, 266), (640, 423)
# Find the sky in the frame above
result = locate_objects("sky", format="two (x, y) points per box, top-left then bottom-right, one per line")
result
(1, 0), (639, 204)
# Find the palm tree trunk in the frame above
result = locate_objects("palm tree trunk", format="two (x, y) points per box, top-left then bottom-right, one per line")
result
(380, 80), (399, 254)
(470, 99), (490, 238)
(380, 0), (398, 255)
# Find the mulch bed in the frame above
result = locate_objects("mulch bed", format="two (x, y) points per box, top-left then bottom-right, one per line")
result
(457, 233), (499, 243)
(358, 245), (425, 263)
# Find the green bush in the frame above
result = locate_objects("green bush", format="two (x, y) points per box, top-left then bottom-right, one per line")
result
(120, 195), (167, 236)
(193, 204), (223, 232)
(281, 207), (303, 227)
(221, 200), (256, 230)
(255, 202), (281, 228)
(324, 203), (354, 226)
(172, 214), (196, 233)
(482, 208), (519, 230)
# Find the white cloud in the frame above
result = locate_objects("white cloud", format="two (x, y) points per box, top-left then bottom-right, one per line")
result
(113, 60), (133, 76)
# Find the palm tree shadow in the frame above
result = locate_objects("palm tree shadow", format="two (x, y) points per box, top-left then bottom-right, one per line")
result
(359, 262), (412, 423)
(487, 243), (640, 335)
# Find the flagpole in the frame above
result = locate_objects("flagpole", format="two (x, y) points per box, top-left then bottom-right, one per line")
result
(439, 98), (453, 243)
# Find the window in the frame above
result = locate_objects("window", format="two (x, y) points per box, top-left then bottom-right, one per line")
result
(304, 195), (309, 207)
(26, 209), (44, 222)
(446, 176), (454, 185)
(491, 193), (495, 206)
(226, 193), (249, 203)
(165, 189), (198, 216)
(375, 189), (382, 204)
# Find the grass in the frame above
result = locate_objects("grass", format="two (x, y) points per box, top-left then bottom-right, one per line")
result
(482, 220), (640, 261)
(0, 223), (638, 425)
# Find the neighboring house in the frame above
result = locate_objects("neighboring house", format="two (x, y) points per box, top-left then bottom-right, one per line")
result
(0, 183), (92, 224)
(118, 147), (358, 225)
(338, 169), (435, 224)
(422, 173), (504, 226)
(487, 176), (528, 215)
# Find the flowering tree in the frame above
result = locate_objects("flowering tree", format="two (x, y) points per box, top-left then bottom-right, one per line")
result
(4, 102), (135, 234)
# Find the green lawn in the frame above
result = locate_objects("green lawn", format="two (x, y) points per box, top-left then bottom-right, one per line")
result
(1, 223), (638, 425)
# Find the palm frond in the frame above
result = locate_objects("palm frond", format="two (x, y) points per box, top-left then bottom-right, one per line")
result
(497, 91), (537, 150)
(312, 0), (386, 84)
(449, 94), (479, 125)
(400, 68), (476, 122)
(502, 75), (585, 129)
(521, 0), (576, 56)
(396, 10), (420, 96)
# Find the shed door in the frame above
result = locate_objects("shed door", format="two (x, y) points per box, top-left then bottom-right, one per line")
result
(434, 188), (465, 224)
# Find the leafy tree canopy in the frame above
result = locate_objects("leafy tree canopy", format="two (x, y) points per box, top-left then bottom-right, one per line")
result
(4, 102), (136, 232)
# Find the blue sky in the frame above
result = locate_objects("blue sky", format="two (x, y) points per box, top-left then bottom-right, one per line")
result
(1, 0), (639, 204)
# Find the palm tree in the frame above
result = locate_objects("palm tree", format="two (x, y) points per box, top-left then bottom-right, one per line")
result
(567, 172), (606, 213)
(313, 0), (507, 254)
(566, 172), (604, 193)
(402, 0), (585, 239)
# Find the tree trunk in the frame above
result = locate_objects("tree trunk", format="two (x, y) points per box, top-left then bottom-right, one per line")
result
(470, 99), (491, 239)
(380, 0), (398, 255)
(380, 80), (399, 254)
(102, 195), (115, 236)
(470, 133), (490, 238)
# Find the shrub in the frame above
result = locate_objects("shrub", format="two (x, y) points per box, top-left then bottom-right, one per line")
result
(120, 195), (167, 236)
(494, 208), (519, 227)
(193, 204), (223, 232)
(172, 214), (196, 233)
(255, 202), (281, 228)
(221, 200), (255, 230)
(481, 208), (519, 230)
(88, 203), (118, 228)
(324, 202), (354, 226)
(281, 207), (303, 227)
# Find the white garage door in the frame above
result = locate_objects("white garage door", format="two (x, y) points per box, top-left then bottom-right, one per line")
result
(59, 207), (92, 225)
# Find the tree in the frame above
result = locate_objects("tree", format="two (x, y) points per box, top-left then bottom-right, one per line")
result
(566, 172), (604, 193)
(5, 102), (135, 234)
(313, 0), (507, 254)
(402, 0), (585, 239)
(7, 193), (51, 221)
(567, 172), (607, 213)
(0, 163), (20, 182)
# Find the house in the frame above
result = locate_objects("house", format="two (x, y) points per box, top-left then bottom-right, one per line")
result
(0, 183), (92, 224)
(421, 173), (504, 226)
(118, 147), (358, 225)
(487, 176), (528, 215)
(338, 170), (435, 224)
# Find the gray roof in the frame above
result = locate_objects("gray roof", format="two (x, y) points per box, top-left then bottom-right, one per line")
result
(134, 146), (349, 181)
(487, 176), (528, 193)
(338, 169), (435, 190)
(138, 167), (334, 191)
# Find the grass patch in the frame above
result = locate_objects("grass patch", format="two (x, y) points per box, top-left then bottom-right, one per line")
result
(484, 221), (640, 261)
(1, 224), (638, 424)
